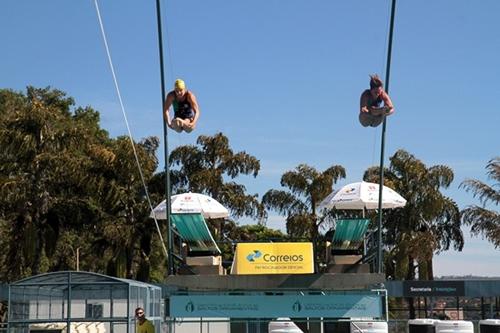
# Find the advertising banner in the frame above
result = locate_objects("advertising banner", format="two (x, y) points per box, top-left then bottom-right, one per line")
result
(403, 280), (465, 297)
(170, 294), (383, 318)
(234, 242), (314, 274)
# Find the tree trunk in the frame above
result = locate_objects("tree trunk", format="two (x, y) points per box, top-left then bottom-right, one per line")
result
(426, 258), (434, 280)
(417, 259), (428, 280)
(137, 233), (153, 282)
(407, 255), (416, 319)
(310, 217), (320, 273)
(32, 225), (43, 275)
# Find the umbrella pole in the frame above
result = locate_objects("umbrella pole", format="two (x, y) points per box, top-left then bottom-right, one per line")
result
(155, 0), (174, 275)
(377, 0), (397, 274)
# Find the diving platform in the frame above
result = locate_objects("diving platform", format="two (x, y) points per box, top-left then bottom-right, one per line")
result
(164, 272), (385, 291)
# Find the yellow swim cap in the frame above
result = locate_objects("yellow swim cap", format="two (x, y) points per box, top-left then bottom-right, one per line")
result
(174, 79), (186, 90)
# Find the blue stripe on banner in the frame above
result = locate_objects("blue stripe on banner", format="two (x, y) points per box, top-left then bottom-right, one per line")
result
(170, 294), (383, 318)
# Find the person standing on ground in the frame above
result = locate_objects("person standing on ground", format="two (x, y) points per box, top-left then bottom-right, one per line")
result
(135, 307), (155, 333)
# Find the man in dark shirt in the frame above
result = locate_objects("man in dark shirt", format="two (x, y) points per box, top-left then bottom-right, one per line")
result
(135, 307), (155, 333)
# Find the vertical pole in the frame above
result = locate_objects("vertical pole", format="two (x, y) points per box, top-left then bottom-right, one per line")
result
(377, 0), (397, 274)
(424, 297), (428, 318)
(155, 0), (174, 275)
(7, 285), (10, 333)
(76, 247), (80, 271)
(127, 286), (131, 333)
(430, 296), (434, 318)
(417, 297), (421, 318)
(490, 297), (494, 319)
(481, 297), (484, 319)
(67, 272), (72, 333)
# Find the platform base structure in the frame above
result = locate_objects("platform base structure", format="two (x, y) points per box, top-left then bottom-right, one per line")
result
(162, 273), (388, 333)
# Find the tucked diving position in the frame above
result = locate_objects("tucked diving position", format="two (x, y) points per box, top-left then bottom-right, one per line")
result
(164, 79), (200, 133)
(359, 74), (394, 127)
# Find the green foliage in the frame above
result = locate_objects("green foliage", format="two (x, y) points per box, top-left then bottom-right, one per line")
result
(0, 87), (98, 279)
(215, 220), (287, 263)
(230, 223), (287, 242)
(262, 163), (345, 271)
(364, 149), (463, 280)
(0, 87), (163, 282)
(0, 86), (491, 284)
(262, 163), (346, 238)
(164, 132), (265, 220)
(460, 157), (500, 248)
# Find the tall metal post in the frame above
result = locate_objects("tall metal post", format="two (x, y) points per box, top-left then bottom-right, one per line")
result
(377, 0), (397, 274)
(155, 0), (174, 275)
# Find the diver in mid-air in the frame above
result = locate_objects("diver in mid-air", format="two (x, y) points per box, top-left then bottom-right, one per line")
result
(164, 79), (200, 133)
(359, 74), (394, 127)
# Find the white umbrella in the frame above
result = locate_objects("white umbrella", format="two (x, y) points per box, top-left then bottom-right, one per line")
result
(151, 192), (229, 219)
(318, 181), (406, 211)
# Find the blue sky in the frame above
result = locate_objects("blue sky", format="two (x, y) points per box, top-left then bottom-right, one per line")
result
(2, 0), (499, 276)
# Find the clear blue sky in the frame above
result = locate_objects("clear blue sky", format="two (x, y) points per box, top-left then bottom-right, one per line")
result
(2, 0), (499, 276)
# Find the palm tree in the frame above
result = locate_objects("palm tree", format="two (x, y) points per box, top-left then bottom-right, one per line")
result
(263, 164), (346, 238)
(460, 157), (500, 248)
(364, 149), (463, 281)
(262, 163), (346, 269)
(364, 149), (463, 319)
(153, 132), (264, 220)
(148, 132), (266, 264)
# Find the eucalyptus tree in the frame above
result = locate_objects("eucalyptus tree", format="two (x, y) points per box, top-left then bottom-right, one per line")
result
(460, 157), (500, 248)
(262, 164), (346, 239)
(364, 149), (463, 281)
(89, 135), (165, 281)
(0, 87), (110, 280)
(0, 87), (167, 282)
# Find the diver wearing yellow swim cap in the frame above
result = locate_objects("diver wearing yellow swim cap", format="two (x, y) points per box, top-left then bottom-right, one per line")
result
(164, 79), (200, 133)
(174, 79), (185, 91)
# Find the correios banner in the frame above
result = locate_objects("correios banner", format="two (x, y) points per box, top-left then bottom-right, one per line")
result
(233, 242), (314, 274)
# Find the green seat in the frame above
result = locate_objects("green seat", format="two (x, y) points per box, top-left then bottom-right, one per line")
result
(170, 213), (221, 255)
(331, 219), (370, 252)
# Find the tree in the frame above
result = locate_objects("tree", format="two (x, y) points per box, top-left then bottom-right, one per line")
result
(152, 132), (264, 220)
(0, 87), (166, 282)
(0, 87), (108, 280)
(216, 222), (287, 263)
(364, 150), (463, 281)
(262, 163), (346, 270)
(88, 136), (165, 281)
(148, 132), (266, 269)
(460, 157), (500, 248)
(364, 150), (463, 319)
(226, 223), (287, 243)
(262, 164), (346, 238)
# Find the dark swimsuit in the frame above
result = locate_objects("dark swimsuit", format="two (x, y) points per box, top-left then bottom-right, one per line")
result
(173, 92), (195, 119)
(359, 90), (385, 127)
(364, 89), (383, 108)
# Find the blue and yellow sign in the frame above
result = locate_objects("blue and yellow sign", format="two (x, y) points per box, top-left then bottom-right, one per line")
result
(233, 242), (314, 274)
